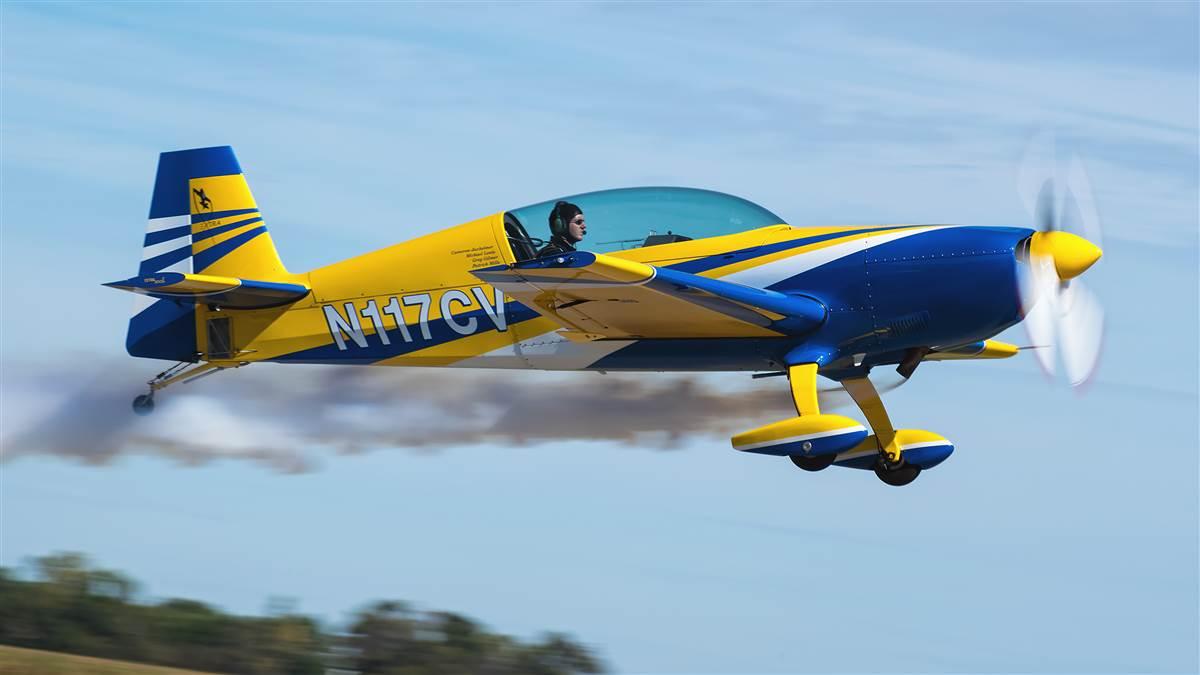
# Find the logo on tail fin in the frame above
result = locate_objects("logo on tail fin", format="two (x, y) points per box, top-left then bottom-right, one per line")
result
(192, 188), (213, 212)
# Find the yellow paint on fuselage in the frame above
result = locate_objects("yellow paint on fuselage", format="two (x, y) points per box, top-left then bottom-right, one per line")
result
(203, 213), (513, 364)
(204, 212), (930, 367)
(310, 213), (505, 303)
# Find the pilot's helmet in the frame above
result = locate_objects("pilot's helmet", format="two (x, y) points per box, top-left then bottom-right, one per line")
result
(549, 201), (582, 238)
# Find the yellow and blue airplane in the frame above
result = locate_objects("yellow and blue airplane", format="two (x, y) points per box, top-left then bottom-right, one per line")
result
(105, 146), (1103, 486)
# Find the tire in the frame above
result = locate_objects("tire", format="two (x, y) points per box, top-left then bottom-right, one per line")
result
(790, 453), (836, 472)
(132, 394), (155, 416)
(874, 461), (920, 486)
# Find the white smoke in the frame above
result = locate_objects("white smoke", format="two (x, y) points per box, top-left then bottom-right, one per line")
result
(3, 359), (854, 473)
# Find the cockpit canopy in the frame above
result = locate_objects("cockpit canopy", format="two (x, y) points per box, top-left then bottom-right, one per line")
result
(503, 187), (786, 261)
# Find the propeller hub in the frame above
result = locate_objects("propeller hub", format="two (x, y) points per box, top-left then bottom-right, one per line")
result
(1030, 231), (1102, 280)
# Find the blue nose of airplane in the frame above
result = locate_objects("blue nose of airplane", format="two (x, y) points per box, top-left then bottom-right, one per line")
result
(861, 226), (1033, 350)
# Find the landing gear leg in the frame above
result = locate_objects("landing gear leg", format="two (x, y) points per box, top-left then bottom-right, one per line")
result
(786, 363), (833, 472)
(841, 376), (920, 486)
(130, 360), (228, 415)
(777, 365), (854, 470)
(736, 362), (867, 466)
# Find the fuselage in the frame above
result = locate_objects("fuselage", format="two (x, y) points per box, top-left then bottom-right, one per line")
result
(211, 214), (1033, 376)
(113, 149), (1104, 485)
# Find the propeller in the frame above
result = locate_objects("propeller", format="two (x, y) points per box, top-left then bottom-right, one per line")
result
(1016, 134), (1105, 388)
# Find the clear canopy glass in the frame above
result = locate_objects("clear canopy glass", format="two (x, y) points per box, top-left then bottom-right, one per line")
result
(506, 187), (786, 255)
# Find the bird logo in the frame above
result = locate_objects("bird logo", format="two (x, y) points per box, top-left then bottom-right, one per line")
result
(192, 188), (213, 212)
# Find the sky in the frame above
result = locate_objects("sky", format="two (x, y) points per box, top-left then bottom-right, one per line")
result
(1, 3), (1198, 673)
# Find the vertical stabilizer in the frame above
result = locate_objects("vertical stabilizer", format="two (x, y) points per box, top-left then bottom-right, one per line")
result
(128, 146), (288, 360)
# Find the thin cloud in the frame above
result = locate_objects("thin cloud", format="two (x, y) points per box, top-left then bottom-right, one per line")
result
(3, 4), (1194, 253)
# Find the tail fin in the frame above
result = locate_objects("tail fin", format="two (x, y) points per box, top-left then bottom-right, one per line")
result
(144, 146), (287, 279)
(124, 146), (289, 360)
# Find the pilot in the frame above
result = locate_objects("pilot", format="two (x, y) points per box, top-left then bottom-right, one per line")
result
(537, 201), (586, 258)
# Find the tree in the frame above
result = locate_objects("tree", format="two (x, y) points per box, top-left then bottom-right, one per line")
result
(0, 553), (605, 674)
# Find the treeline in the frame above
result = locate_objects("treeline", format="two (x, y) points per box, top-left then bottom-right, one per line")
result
(0, 553), (603, 674)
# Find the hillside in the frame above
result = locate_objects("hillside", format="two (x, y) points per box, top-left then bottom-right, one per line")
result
(0, 645), (219, 675)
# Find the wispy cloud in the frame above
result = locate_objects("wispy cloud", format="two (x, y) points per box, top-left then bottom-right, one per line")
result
(2, 3), (1194, 260)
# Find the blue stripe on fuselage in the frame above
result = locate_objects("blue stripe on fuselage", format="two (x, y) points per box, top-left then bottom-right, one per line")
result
(666, 225), (925, 275)
(589, 337), (784, 371)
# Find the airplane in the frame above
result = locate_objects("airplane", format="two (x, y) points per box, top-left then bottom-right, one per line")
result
(105, 145), (1103, 486)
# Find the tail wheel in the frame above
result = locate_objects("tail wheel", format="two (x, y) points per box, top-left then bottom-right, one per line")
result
(132, 394), (155, 416)
(790, 453), (836, 472)
(874, 460), (920, 486)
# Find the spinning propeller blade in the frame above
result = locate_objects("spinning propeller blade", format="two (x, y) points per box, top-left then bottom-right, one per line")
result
(1035, 178), (1058, 233)
(1056, 280), (1104, 387)
(1017, 133), (1106, 389)
(1017, 132), (1099, 386)
(1020, 254), (1060, 376)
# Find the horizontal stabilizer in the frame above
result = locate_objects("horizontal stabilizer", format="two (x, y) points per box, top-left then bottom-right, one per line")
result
(105, 272), (309, 309)
(471, 251), (826, 339)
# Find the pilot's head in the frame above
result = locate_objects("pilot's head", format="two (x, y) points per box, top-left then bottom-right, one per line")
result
(551, 201), (586, 243)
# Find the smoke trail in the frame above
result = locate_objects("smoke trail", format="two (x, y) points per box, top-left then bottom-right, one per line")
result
(3, 358), (907, 473)
(3, 360), (860, 473)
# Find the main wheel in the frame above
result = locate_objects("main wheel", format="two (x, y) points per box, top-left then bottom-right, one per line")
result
(874, 460), (920, 486)
(132, 394), (155, 416)
(790, 453), (836, 472)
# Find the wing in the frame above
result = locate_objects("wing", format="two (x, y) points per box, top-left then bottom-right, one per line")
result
(471, 251), (825, 339)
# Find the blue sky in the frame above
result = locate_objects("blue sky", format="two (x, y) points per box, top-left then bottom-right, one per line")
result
(1, 3), (1197, 673)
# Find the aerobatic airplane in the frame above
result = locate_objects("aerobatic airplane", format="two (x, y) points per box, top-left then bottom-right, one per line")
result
(105, 146), (1103, 486)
